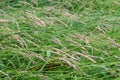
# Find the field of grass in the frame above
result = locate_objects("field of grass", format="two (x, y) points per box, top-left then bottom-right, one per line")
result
(0, 0), (120, 80)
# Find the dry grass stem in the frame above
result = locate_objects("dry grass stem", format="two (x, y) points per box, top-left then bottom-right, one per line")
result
(19, 51), (47, 62)
(26, 12), (46, 27)
(55, 18), (68, 27)
(72, 51), (96, 63)
(53, 38), (62, 45)
(11, 35), (27, 48)
(59, 57), (79, 70)
(0, 19), (9, 23)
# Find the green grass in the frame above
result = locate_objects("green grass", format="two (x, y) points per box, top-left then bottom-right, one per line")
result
(0, 0), (120, 80)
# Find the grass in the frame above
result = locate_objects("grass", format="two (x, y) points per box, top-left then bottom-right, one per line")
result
(0, 0), (120, 80)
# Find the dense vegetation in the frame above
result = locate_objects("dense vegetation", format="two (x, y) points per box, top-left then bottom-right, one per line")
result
(0, 0), (120, 80)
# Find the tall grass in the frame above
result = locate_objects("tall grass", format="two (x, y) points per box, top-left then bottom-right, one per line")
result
(0, 0), (120, 80)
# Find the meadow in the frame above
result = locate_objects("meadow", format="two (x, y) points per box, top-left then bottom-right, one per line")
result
(0, 0), (120, 80)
